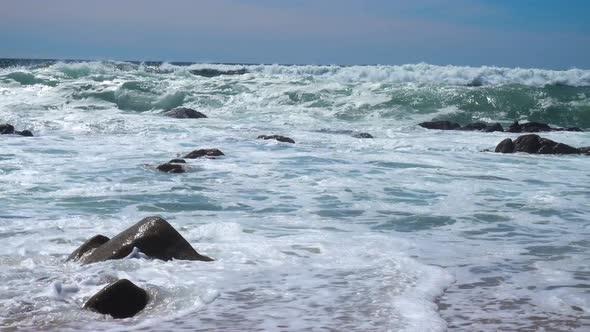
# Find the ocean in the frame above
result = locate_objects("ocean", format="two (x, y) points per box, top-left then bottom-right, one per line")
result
(0, 59), (589, 331)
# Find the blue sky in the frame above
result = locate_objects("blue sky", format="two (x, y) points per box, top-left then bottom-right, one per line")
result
(1, 0), (589, 68)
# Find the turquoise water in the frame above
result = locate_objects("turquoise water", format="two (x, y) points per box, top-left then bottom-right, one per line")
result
(0, 60), (589, 331)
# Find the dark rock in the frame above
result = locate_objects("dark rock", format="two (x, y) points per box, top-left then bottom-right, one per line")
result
(352, 132), (374, 138)
(84, 279), (148, 319)
(494, 138), (515, 153)
(157, 163), (185, 173)
(508, 121), (555, 133)
(163, 107), (207, 119)
(189, 68), (247, 77)
(78, 216), (213, 264)
(0, 124), (15, 134)
(418, 121), (461, 130)
(579, 146), (590, 154)
(496, 134), (581, 154)
(168, 158), (186, 164)
(183, 149), (224, 159)
(16, 130), (33, 137)
(257, 135), (295, 144)
(461, 122), (504, 132)
(67, 235), (110, 262)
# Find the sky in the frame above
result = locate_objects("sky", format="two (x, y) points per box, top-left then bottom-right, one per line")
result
(0, 0), (589, 69)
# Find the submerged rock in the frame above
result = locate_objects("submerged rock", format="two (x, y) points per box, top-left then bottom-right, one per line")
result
(168, 158), (186, 164)
(189, 68), (247, 77)
(183, 149), (224, 159)
(352, 132), (374, 138)
(84, 279), (148, 319)
(156, 163), (185, 173)
(461, 122), (504, 132)
(67, 235), (110, 262)
(76, 216), (213, 264)
(494, 134), (582, 154)
(418, 121), (461, 130)
(163, 107), (207, 119)
(257, 135), (295, 144)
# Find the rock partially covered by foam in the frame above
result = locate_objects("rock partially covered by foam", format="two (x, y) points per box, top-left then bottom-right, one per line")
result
(1, 124), (34, 136)
(67, 235), (110, 262)
(190, 68), (247, 77)
(84, 279), (148, 319)
(156, 163), (186, 173)
(74, 216), (213, 264)
(163, 107), (207, 119)
(183, 148), (225, 159)
(257, 135), (295, 144)
(494, 134), (582, 154)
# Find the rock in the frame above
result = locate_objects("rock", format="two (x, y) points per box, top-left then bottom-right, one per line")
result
(461, 122), (504, 132)
(579, 146), (590, 154)
(418, 121), (461, 130)
(494, 138), (515, 153)
(189, 68), (247, 77)
(16, 130), (34, 137)
(67, 235), (110, 262)
(352, 132), (374, 138)
(507, 121), (565, 133)
(183, 149), (224, 159)
(168, 158), (186, 163)
(0, 124), (15, 134)
(163, 108), (207, 119)
(257, 135), (295, 144)
(77, 216), (213, 264)
(156, 163), (185, 173)
(495, 134), (581, 154)
(84, 279), (148, 319)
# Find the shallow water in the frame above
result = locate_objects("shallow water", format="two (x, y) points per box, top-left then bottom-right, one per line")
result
(1, 60), (589, 331)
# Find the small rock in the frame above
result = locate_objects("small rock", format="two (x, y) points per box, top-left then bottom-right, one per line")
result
(352, 132), (374, 138)
(257, 135), (295, 144)
(67, 235), (110, 262)
(157, 163), (185, 173)
(461, 122), (504, 132)
(163, 108), (207, 119)
(84, 279), (148, 319)
(168, 158), (186, 164)
(0, 124), (15, 134)
(418, 121), (461, 130)
(183, 149), (224, 159)
(16, 130), (34, 137)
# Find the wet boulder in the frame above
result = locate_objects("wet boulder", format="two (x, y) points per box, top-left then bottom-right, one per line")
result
(508, 121), (554, 133)
(461, 122), (504, 132)
(168, 158), (186, 163)
(0, 124), (15, 134)
(418, 121), (461, 130)
(183, 148), (224, 159)
(84, 279), (148, 319)
(189, 68), (247, 77)
(257, 135), (295, 144)
(77, 216), (213, 264)
(156, 163), (185, 173)
(494, 134), (581, 154)
(67, 235), (110, 262)
(494, 138), (515, 153)
(163, 107), (207, 119)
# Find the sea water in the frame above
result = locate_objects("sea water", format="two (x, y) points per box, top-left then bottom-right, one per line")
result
(0, 60), (589, 331)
